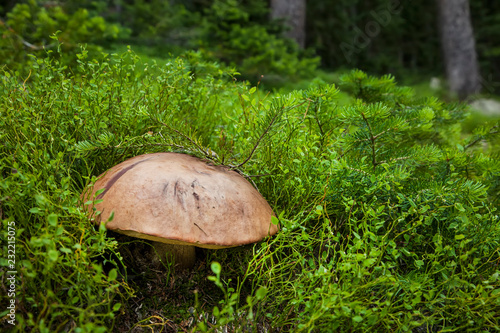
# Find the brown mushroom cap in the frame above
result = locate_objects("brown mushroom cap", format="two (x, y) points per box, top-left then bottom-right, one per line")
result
(83, 152), (278, 249)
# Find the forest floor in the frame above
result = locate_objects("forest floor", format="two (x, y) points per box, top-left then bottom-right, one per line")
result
(470, 98), (500, 116)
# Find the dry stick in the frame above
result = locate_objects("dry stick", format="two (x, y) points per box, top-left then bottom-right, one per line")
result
(22, 70), (32, 91)
(302, 99), (312, 119)
(464, 125), (499, 151)
(236, 169), (261, 193)
(155, 118), (216, 160)
(378, 155), (412, 165)
(0, 18), (57, 51)
(111, 142), (186, 151)
(343, 166), (370, 176)
(153, 116), (271, 193)
(244, 173), (272, 178)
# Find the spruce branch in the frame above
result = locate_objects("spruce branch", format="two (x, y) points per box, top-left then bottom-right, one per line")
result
(372, 125), (398, 141)
(308, 99), (326, 137)
(360, 111), (378, 169)
(233, 113), (279, 169)
(233, 99), (307, 169)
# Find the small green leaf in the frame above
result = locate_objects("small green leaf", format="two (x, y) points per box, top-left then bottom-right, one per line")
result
(455, 203), (465, 212)
(55, 226), (64, 236)
(107, 211), (115, 222)
(108, 269), (118, 281)
(255, 286), (268, 300)
(353, 316), (363, 323)
(363, 258), (376, 267)
(455, 234), (465, 240)
(211, 262), (221, 275)
(113, 303), (122, 311)
(94, 188), (106, 197)
(47, 213), (58, 226)
(48, 250), (59, 262)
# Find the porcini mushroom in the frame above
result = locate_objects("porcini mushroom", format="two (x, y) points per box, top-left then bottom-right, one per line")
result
(82, 152), (278, 268)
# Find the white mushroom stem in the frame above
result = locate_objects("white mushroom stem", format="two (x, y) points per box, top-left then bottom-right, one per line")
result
(151, 242), (196, 269)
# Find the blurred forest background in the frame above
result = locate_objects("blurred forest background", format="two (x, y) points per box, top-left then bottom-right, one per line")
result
(1, 0), (499, 100)
(2, 1), (500, 331)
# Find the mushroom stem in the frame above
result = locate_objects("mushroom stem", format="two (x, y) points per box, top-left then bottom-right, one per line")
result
(151, 242), (196, 269)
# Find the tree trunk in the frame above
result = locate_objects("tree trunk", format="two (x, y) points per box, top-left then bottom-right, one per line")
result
(437, 0), (481, 99)
(270, 0), (307, 49)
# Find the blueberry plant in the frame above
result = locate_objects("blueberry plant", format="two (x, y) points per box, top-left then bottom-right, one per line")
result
(1, 47), (499, 332)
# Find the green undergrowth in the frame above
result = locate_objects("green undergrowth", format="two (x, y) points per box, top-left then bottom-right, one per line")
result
(1, 47), (499, 332)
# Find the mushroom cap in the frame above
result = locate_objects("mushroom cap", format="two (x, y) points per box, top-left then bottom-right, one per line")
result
(83, 152), (278, 249)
